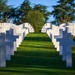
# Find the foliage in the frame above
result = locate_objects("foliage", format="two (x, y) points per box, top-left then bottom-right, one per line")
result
(14, 0), (32, 24)
(0, 0), (8, 11)
(33, 4), (50, 22)
(0, 0), (12, 22)
(26, 10), (44, 32)
(12, 0), (32, 24)
(0, 0), (50, 30)
(12, 0), (50, 25)
(51, 0), (75, 25)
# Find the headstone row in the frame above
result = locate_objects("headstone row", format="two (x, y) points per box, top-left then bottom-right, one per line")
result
(0, 23), (34, 67)
(41, 23), (75, 67)
(41, 23), (52, 33)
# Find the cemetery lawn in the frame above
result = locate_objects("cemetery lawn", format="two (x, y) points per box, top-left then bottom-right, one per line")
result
(0, 33), (75, 75)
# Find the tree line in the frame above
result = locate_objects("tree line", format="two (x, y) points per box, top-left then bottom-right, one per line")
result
(0, 0), (75, 32)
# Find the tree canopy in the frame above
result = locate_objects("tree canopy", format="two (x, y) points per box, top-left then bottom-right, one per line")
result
(26, 10), (44, 32)
(1, 0), (75, 27)
(12, 0), (50, 25)
(51, 0), (75, 25)
(0, 0), (12, 22)
(33, 4), (50, 22)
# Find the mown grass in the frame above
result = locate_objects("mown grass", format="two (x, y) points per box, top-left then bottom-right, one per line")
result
(0, 33), (75, 75)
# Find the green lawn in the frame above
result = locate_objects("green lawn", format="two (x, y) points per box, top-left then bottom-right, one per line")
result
(0, 33), (75, 75)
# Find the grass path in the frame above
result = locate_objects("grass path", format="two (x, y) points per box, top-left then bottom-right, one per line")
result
(0, 33), (75, 75)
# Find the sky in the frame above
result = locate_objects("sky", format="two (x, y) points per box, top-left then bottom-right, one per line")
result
(7, 0), (58, 22)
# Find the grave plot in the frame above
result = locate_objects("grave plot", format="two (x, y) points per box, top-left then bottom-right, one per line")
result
(12, 25), (29, 48)
(42, 23), (75, 67)
(0, 23), (34, 67)
(6, 28), (19, 55)
(47, 25), (60, 51)
(54, 27), (75, 67)
(0, 23), (13, 67)
(21, 23), (34, 33)
(0, 24), (18, 67)
(0, 33), (75, 75)
(41, 23), (52, 33)
(60, 23), (75, 36)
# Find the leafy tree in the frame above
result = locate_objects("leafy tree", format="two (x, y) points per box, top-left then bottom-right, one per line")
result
(34, 4), (50, 23)
(12, 0), (50, 25)
(20, 0), (32, 15)
(0, 0), (7, 22)
(11, 7), (23, 25)
(26, 10), (44, 32)
(12, 0), (32, 24)
(0, 0), (12, 22)
(0, 0), (8, 11)
(51, 0), (75, 25)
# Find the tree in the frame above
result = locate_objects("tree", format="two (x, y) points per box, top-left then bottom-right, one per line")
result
(26, 10), (44, 32)
(12, 0), (32, 25)
(51, 0), (75, 25)
(34, 4), (50, 23)
(0, 0), (7, 22)
(0, 0), (12, 22)
(0, 0), (8, 11)
(12, 0), (50, 25)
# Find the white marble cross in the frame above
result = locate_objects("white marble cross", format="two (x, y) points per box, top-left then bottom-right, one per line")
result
(55, 27), (75, 67)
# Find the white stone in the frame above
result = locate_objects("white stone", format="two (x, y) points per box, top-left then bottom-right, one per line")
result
(41, 23), (52, 33)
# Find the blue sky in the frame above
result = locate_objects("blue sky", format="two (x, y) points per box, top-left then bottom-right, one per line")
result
(7, 0), (58, 22)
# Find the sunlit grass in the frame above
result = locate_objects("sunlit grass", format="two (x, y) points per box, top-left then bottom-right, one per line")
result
(0, 33), (75, 75)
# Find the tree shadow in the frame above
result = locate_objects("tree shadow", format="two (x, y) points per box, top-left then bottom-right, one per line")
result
(6, 51), (65, 68)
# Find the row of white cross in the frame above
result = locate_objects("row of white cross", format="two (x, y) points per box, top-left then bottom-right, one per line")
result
(41, 23), (75, 67)
(0, 23), (34, 67)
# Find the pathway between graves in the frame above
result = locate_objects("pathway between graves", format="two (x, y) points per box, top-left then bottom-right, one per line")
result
(1, 33), (74, 75)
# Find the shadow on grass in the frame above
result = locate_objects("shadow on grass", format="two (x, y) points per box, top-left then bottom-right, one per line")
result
(0, 33), (75, 75)
(73, 36), (75, 41)
(0, 67), (60, 75)
(24, 37), (51, 42)
(4, 50), (75, 75)
(6, 50), (74, 69)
